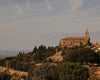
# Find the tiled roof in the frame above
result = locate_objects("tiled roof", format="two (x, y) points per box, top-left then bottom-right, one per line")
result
(62, 37), (87, 40)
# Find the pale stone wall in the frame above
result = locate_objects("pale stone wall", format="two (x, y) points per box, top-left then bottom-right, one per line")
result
(60, 30), (90, 47)
(0, 66), (28, 77)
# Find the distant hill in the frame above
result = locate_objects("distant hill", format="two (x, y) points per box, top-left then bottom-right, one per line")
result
(0, 51), (18, 58)
(0, 50), (30, 59)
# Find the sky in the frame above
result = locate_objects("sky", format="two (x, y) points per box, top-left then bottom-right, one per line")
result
(0, 0), (100, 51)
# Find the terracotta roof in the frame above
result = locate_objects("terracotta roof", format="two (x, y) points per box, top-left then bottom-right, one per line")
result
(62, 37), (87, 40)
(56, 45), (66, 48)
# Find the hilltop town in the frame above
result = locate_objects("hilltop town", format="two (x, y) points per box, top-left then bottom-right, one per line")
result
(0, 30), (100, 80)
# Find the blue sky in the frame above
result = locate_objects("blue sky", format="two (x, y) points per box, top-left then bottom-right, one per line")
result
(0, 0), (100, 51)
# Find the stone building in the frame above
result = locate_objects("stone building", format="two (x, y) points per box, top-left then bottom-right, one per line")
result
(91, 42), (100, 52)
(60, 29), (90, 47)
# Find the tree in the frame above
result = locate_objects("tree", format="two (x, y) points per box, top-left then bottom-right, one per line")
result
(33, 46), (37, 53)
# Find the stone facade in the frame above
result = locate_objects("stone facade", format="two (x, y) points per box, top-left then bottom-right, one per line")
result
(60, 29), (90, 47)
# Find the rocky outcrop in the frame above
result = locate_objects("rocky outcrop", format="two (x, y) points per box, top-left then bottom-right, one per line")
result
(47, 51), (63, 62)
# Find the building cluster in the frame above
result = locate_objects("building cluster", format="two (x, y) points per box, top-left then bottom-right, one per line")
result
(91, 42), (100, 52)
(59, 29), (90, 48)
(59, 29), (100, 52)
(47, 29), (100, 62)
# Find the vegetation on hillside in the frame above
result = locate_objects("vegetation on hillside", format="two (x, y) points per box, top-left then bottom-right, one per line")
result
(1, 45), (100, 80)
(0, 45), (56, 72)
(63, 48), (99, 64)
(28, 64), (55, 80)
(32, 45), (56, 63)
(28, 62), (89, 80)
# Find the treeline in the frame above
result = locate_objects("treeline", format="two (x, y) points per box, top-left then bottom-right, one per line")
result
(0, 55), (31, 72)
(32, 45), (56, 63)
(0, 45), (56, 72)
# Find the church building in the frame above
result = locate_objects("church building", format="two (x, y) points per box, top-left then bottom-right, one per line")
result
(60, 29), (90, 47)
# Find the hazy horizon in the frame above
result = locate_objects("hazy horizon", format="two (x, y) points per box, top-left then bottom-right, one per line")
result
(0, 0), (100, 51)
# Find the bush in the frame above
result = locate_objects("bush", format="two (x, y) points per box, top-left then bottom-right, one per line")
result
(28, 64), (55, 80)
(28, 62), (89, 80)
(64, 48), (99, 64)
(50, 62), (89, 80)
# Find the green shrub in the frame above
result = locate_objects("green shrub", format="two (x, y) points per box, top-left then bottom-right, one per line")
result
(50, 62), (89, 80)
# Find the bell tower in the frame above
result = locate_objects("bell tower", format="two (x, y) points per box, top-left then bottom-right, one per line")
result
(85, 29), (89, 38)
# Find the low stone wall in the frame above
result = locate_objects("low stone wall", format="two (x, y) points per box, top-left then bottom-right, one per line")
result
(0, 66), (28, 77)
